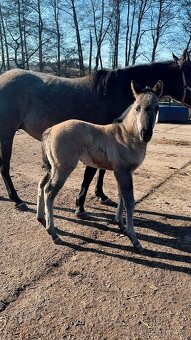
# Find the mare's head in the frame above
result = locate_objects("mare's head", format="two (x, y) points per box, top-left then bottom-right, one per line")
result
(131, 80), (163, 143)
(172, 49), (191, 107)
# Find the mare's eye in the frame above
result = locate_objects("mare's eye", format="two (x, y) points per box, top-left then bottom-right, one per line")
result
(155, 105), (159, 114)
(136, 105), (141, 113)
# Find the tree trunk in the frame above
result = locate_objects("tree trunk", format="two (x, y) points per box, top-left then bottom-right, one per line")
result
(0, 7), (5, 72)
(17, 0), (25, 68)
(37, 0), (44, 72)
(113, 1), (120, 69)
(89, 30), (92, 73)
(71, 0), (84, 76)
(53, 0), (61, 76)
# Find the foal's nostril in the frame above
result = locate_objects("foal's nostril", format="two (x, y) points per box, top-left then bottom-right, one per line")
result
(140, 129), (152, 142)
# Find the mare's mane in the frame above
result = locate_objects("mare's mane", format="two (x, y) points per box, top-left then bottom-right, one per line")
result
(113, 86), (155, 123)
(114, 106), (132, 123)
(93, 61), (174, 96)
(93, 69), (118, 95)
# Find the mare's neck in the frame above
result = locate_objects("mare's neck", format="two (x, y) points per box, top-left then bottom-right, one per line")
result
(118, 61), (182, 100)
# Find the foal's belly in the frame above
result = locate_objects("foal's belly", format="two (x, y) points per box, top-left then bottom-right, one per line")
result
(79, 149), (113, 171)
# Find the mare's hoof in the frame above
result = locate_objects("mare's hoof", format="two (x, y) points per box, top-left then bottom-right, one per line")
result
(15, 202), (28, 211)
(133, 242), (143, 254)
(116, 222), (126, 232)
(100, 198), (117, 207)
(37, 217), (46, 228)
(75, 210), (90, 220)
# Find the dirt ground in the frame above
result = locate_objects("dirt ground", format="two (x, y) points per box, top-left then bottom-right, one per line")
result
(0, 122), (191, 340)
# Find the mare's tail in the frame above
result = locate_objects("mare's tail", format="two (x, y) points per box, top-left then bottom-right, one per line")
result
(41, 128), (52, 172)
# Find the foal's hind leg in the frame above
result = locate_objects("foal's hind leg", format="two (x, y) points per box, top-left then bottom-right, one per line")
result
(0, 132), (27, 210)
(44, 166), (75, 243)
(36, 172), (50, 227)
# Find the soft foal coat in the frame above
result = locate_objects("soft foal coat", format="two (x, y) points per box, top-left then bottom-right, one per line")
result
(37, 80), (163, 252)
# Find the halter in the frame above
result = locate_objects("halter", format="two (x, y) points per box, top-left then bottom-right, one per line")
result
(181, 70), (191, 106)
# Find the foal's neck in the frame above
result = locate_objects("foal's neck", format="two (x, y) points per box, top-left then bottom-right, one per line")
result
(118, 106), (142, 146)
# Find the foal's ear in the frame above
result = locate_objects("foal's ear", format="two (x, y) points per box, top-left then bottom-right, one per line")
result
(152, 80), (163, 98)
(131, 80), (143, 98)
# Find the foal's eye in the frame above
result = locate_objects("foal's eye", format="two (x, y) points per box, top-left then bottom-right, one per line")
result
(155, 105), (159, 114)
(136, 105), (141, 113)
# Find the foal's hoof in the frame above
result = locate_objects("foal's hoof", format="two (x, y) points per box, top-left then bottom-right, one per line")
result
(53, 236), (64, 245)
(15, 202), (28, 211)
(75, 210), (90, 220)
(100, 197), (117, 207)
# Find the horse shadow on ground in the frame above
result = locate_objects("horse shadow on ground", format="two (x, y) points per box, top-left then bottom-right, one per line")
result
(54, 224), (191, 276)
(2, 197), (191, 275)
(51, 204), (191, 275)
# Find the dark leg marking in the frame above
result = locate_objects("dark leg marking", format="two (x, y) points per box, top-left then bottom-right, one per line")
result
(0, 133), (28, 210)
(75, 166), (97, 219)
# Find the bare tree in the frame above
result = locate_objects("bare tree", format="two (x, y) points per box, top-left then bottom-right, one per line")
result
(36, 0), (44, 71)
(132, 0), (150, 65)
(49, 0), (62, 75)
(91, 0), (112, 70)
(0, 5), (6, 71)
(111, 0), (123, 69)
(63, 0), (84, 76)
(150, 0), (177, 62)
(89, 29), (93, 73)
(71, 0), (84, 75)
(180, 0), (191, 50)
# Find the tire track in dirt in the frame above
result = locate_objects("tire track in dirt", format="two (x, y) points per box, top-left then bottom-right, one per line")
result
(1, 159), (191, 313)
(0, 241), (86, 312)
(135, 159), (191, 206)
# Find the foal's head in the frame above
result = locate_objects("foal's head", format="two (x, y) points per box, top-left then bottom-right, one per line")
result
(131, 80), (163, 143)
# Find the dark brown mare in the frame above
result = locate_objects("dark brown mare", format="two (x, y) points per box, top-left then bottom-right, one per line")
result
(0, 50), (191, 216)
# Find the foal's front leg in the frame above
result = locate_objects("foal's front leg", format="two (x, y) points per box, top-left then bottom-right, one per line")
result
(114, 169), (142, 252)
(115, 187), (124, 230)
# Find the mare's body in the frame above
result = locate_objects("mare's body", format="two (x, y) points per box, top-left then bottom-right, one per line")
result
(0, 50), (190, 215)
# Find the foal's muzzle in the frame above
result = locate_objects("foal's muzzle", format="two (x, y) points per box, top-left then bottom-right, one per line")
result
(140, 129), (153, 143)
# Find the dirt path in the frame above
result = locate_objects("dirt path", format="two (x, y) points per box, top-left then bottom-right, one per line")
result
(0, 123), (191, 339)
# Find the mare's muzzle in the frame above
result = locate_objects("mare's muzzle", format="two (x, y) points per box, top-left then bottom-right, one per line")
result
(140, 129), (153, 142)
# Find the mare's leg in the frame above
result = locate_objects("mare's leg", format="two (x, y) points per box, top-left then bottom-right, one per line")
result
(0, 132), (27, 210)
(76, 167), (114, 220)
(96, 169), (116, 206)
(36, 172), (50, 227)
(95, 169), (108, 203)
(114, 169), (142, 252)
(75, 166), (97, 219)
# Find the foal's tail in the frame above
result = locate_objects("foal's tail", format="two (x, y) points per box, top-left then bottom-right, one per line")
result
(41, 128), (52, 172)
